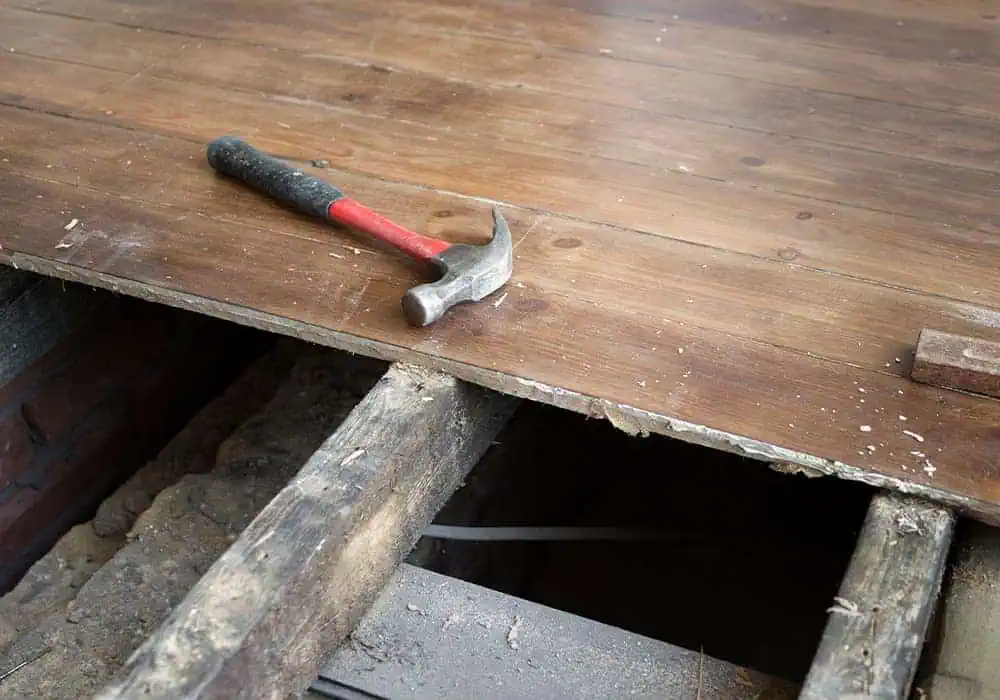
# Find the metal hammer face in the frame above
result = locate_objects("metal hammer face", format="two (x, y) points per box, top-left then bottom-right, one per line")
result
(401, 207), (513, 327)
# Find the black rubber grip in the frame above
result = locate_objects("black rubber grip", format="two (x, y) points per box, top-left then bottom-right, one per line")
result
(205, 136), (344, 220)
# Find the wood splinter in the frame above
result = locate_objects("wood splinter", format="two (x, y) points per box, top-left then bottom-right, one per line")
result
(92, 362), (519, 700)
(911, 328), (1000, 399)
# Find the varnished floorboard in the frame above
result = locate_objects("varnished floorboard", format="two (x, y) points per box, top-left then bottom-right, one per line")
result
(2, 0), (1000, 520)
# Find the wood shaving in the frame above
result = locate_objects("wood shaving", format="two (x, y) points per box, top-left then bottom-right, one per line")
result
(507, 615), (522, 649)
(903, 430), (925, 442)
(340, 447), (366, 466)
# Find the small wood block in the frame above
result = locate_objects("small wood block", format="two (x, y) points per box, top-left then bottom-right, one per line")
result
(911, 328), (1000, 398)
(93, 363), (519, 700)
(799, 492), (955, 699)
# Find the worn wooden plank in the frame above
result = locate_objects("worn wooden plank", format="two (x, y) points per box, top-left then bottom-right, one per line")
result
(93, 363), (519, 699)
(6, 2), (998, 174)
(911, 328), (1000, 400)
(528, 0), (1000, 68)
(800, 492), (955, 699)
(4, 108), (1000, 522)
(310, 563), (799, 699)
(4, 59), (1000, 310)
(4, 0), (1000, 521)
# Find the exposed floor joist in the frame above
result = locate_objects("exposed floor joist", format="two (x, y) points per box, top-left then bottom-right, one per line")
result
(800, 492), (955, 699)
(93, 362), (519, 699)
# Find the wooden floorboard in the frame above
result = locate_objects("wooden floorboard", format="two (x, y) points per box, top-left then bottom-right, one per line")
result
(7, 2), (999, 172)
(2, 0), (1000, 521)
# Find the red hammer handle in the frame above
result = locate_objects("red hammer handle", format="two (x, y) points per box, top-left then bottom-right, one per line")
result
(326, 199), (450, 261)
(206, 136), (451, 262)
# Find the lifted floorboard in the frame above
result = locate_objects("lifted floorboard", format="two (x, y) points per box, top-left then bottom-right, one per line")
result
(2, 0), (1000, 522)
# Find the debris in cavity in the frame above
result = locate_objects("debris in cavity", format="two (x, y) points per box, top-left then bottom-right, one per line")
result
(677, 347), (684, 354)
(655, 36), (663, 43)
(638, 380), (647, 388)
(493, 291), (508, 308)
(54, 241), (74, 249)
(328, 251), (344, 259)
(514, 281), (526, 288)
(910, 450), (926, 458)
(866, 445), (876, 453)
(421, 395), (434, 402)
(860, 425), (872, 432)
(923, 460), (937, 476)
(827, 596), (863, 617)
(899, 415), (907, 421)
(903, 429), (925, 443)
(507, 615), (523, 650)
(343, 244), (365, 255)
(341, 447), (366, 466)
(895, 357), (902, 363)
(857, 387), (866, 393)
(64, 218), (80, 231)
(405, 603), (427, 615)
(788, 423), (794, 428)
(277, 121), (291, 129)
(599, 48), (613, 55)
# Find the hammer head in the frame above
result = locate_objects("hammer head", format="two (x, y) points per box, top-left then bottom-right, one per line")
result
(401, 207), (513, 327)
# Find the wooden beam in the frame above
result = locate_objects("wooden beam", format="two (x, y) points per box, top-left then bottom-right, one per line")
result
(93, 363), (519, 699)
(911, 327), (1000, 399)
(799, 492), (955, 699)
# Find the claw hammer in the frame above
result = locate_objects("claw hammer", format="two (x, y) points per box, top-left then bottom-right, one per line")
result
(205, 136), (513, 327)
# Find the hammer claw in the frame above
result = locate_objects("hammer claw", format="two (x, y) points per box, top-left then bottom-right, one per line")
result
(401, 207), (513, 327)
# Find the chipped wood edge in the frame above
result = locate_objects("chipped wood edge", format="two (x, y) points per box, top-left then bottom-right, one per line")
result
(799, 492), (956, 700)
(8, 254), (999, 525)
(92, 361), (518, 699)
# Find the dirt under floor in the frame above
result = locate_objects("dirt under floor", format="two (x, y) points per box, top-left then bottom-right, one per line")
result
(0, 331), (921, 697)
(0, 338), (386, 698)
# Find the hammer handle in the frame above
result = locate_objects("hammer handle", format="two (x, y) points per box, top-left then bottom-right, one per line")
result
(206, 136), (451, 262)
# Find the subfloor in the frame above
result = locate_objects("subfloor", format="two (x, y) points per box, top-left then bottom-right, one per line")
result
(2, 1), (1000, 518)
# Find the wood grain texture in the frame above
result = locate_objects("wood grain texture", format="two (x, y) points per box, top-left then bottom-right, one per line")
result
(911, 328), (1000, 399)
(800, 492), (955, 699)
(93, 363), (518, 700)
(3, 0), (1000, 520)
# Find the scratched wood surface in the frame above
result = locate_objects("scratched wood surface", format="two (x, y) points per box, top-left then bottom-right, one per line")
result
(2, 0), (1000, 519)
